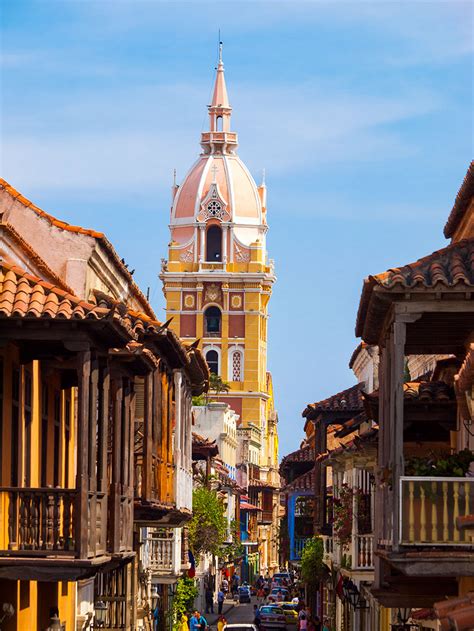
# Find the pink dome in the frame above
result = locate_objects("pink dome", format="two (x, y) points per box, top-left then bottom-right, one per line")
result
(172, 154), (263, 224)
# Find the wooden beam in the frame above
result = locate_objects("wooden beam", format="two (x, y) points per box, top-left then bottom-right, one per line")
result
(143, 372), (153, 500)
(75, 349), (90, 559)
(392, 320), (406, 552)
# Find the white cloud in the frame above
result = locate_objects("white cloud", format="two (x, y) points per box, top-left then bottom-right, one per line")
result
(1, 78), (442, 193)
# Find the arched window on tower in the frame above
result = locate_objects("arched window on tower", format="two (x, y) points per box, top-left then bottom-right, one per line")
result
(216, 116), (223, 132)
(204, 306), (221, 336)
(206, 225), (222, 262)
(231, 350), (243, 382)
(206, 350), (219, 375)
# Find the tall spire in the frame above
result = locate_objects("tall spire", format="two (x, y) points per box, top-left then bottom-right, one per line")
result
(211, 42), (230, 109)
(201, 42), (238, 156)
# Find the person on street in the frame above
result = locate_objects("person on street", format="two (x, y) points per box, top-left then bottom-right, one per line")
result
(179, 613), (189, 631)
(217, 615), (227, 631)
(191, 611), (208, 631)
(221, 578), (229, 594)
(299, 613), (307, 631)
(253, 604), (261, 629)
(205, 587), (214, 614)
(257, 586), (265, 604)
(322, 619), (330, 631)
(217, 589), (225, 614)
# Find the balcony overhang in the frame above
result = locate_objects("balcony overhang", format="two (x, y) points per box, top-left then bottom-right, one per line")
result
(0, 551), (135, 582)
(369, 575), (458, 608)
(377, 548), (474, 577)
(134, 500), (191, 527)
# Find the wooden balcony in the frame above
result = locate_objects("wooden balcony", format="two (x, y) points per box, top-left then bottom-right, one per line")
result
(321, 534), (334, 564)
(375, 477), (474, 577)
(0, 487), (112, 581)
(260, 509), (273, 524)
(400, 477), (474, 546)
(292, 536), (310, 560)
(352, 534), (374, 570)
(146, 530), (181, 577)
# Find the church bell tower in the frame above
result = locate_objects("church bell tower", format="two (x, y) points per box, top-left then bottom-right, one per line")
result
(160, 45), (276, 448)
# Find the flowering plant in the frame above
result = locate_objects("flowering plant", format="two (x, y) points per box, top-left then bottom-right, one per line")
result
(333, 484), (354, 547)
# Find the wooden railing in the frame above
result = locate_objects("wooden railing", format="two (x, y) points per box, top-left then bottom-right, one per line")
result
(400, 477), (474, 545)
(352, 534), (373, 569)
(147, 533), (175, 574)
(0, 488), (77, 554)
(260, 510), (273, 524)
(321, 534), (334, 564)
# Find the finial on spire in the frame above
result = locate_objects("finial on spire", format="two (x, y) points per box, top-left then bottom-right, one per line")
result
(219, 40), (223, 65)
(261, 168), (266, 186)
(173, 168), (177, 187)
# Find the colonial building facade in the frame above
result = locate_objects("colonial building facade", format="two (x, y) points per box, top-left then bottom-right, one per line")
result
(160, 47), (280, 574)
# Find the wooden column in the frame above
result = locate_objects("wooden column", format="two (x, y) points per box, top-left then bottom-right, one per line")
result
(391, 320), (406, 551)
(76, 349), (90, 559)
(110, 377), (123, 553)
(97, 363), (109, 555)
(88, 358), (99, 556)
(143, 372), (153, 500)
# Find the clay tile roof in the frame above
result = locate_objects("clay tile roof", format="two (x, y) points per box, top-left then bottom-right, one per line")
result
(0, 178), (155, 319)
(456, 343), (474, 393)
(356, 238), (474, 342)
(0, 261), (114, 323)
(334, 411), (368, 438)
(283, 466), (315, 493)
(325, 426), (378, 462)
(434, 592), (474, 630)
(302, 383), (364, 419)
(280, 446), (315, 468)
(444, 161), (474, 238)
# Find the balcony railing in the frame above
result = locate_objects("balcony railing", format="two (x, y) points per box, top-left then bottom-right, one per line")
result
(293, 536), (310, 560)
(148, 534), (175, 574)
(0, 488), (112, 559)
(321, 535), (334, 564)
(352, 534), (374, 570)
(400, 477), (474, 546)
(260, 510), (273, 524)
(0, 488), (77, 554)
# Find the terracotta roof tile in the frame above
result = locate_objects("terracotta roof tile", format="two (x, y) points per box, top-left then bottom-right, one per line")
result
(280, 446), (315, 467)
(0, 178), (155, 319)
(303, 383), (364, 419)
(283, 466), (315, 493)
(456, 343), (474, 393)
(356, 238), (474, 342)
(444, 161), (474, 238)
(0, 261), (133, 336)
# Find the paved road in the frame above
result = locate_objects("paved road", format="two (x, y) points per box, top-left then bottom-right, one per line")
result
(206, 597), (255, 628)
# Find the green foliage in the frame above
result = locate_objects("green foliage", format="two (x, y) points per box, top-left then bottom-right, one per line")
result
(209, 373), (230, 396)
(192, 394), (207, 406)
(188, 487), (227, 558)
(223, 520), (244, 563)
(172, 577), (198, 631)
(405, 449), (474, 477)
(300, 536), (324, 586)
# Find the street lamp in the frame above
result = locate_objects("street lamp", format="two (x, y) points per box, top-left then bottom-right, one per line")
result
(46, 613), (62, 630)
(342, 579), (369, 610)
(390, 607), (415, 630)
(94, 600), (108, 628)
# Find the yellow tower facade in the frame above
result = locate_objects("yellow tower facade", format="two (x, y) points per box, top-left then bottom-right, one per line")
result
(160, 46), (276, 465)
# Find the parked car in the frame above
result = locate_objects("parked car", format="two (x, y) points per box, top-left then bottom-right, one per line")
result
(276, 603), (298, 626)
(258, 605), (287, 629)
(238, 585), (252, 603)
(272, 572), (291, 582)
(224, 626), (258, 631)
(268, 588), (289, 603)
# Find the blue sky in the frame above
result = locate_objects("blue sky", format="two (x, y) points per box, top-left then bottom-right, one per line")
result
(1, 1), (473, 456)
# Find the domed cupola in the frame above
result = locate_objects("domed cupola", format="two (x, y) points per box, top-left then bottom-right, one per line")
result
(170, 45), (267, 251)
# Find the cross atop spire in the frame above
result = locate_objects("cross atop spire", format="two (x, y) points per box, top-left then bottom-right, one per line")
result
(201, 43), (238, 155)
(210, 41), (230, 110)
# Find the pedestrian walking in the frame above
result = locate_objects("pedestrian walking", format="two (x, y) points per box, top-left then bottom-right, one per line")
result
(217, 615), (227, 631)
(205, 587), (214, 614)
(217, 589), (225, 614)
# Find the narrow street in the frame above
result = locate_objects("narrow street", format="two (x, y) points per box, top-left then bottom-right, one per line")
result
(206, 598), (255, 628)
